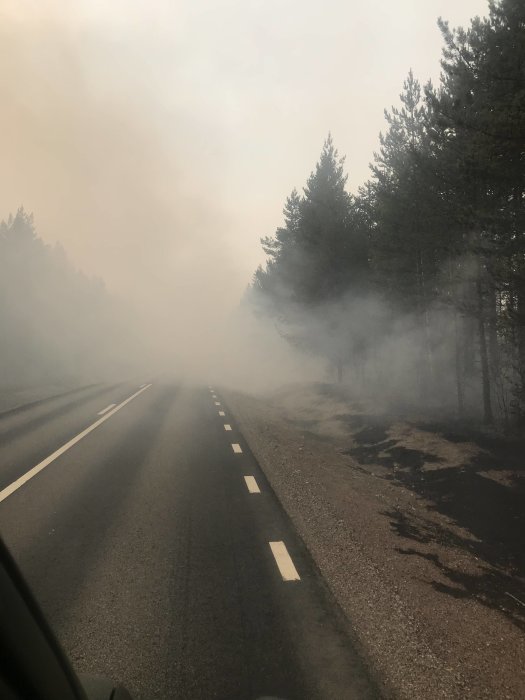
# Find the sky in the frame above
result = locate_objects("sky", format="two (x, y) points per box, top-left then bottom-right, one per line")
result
(0, 0), (490, 326)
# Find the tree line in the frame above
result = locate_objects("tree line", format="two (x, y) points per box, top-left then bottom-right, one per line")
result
(251, 0), (525, 427)
(0, 207), (136, 388)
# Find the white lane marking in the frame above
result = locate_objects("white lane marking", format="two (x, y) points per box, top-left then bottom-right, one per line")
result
(0, 384), (153, 504)
(212, 395), (217, 399)
(139, 383), (146, 388)
(224, 424), (232, 431)
(215, 401), (221, 406)
(219, 411), (225, 417)
(97, 403), (116, 416)
(232, 443), (242, 454)
(244, 476), (261, 493)
(269, 541), (300, 581)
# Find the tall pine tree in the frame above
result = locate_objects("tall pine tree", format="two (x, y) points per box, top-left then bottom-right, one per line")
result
(253, 135), (370, 381)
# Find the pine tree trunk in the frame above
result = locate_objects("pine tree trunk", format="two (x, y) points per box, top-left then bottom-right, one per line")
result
(517, 283), (525, 421)
(514, 188), (525, 421)
(454, 311), (465, 417)
(448, 257), (464, 416)
(477, 276), (494, 424)
(415, 249), (433, 401)
(487, 283), (500, 383)
(464, 314), (476, 380)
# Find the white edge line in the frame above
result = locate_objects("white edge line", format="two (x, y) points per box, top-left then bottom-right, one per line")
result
(97, 403), (116, 416)
(269, 541), (300, 581)
(244, 475), (261, 493)
(0, 384), (152, 504)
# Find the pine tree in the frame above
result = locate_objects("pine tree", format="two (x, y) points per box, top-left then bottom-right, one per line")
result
(253, 135), (370, 381)
(297, 134), (368, 304)
(427, 0), (525, 423)
(369, 71), (446, 398)
(254, 189), (302, 313)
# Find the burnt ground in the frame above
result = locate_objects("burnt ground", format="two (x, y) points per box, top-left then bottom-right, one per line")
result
(341, 414), (525, 631)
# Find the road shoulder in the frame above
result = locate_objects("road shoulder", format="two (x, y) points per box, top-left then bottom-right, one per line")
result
(225, 385), (525, 700)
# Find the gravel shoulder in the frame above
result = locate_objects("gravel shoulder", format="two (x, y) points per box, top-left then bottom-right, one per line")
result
(224, 383), (525, 700)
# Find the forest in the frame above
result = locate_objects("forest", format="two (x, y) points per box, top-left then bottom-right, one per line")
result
(0, 207), (137, 389)
(251, 0), (525, 428)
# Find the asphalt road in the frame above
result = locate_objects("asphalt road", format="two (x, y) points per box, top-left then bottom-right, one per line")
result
(0, 382), (379, 700)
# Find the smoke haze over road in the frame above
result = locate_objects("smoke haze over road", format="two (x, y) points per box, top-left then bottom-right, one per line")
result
(0, 0), (489, 386)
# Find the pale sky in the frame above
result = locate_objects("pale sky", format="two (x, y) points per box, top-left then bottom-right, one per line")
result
(0, 0), (489, 325)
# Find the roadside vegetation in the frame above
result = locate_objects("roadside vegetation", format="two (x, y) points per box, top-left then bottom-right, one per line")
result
(251, 0), (525, 428)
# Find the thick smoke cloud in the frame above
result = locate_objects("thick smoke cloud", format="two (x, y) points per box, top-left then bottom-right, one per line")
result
(0, 0), (490, 391)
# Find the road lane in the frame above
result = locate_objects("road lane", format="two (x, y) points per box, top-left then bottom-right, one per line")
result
(0, 383), (379, 699)
(0, 385), (151, 503)
(0, 382), (142, 491)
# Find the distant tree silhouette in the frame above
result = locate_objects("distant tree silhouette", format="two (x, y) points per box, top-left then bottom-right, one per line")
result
(0, 207), (135, 388)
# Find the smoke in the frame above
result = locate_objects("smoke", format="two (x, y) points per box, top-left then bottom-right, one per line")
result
(0, 2), (251, 385)
(0, 0), (490, 396)
(245, 271), (486, 414)
(0, 1), (341, 391)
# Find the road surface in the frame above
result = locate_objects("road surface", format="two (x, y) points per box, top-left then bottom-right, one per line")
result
(0, 381), (379, 699)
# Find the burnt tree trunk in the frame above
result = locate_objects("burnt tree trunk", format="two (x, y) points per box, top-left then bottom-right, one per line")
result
(454, 311), (465, 417)
(477, 275), (494, 425)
